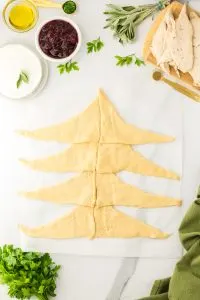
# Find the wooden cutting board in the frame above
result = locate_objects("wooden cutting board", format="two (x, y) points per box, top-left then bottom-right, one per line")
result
(143, 1), (200, 90)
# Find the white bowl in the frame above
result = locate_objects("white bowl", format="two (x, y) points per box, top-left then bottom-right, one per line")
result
(0, 43), (47, 100)
(35, 17), (82, 63)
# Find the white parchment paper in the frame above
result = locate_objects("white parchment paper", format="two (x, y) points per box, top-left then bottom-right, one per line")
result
(0, 0), (183, 257)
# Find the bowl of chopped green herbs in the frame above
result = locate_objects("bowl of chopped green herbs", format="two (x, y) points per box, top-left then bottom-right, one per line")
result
(62, 0), (77, 14)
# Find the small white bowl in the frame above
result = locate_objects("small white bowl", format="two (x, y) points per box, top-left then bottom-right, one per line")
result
(35, 16), (82, 63)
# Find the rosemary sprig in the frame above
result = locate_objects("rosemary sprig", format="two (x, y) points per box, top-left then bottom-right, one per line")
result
(87, 37), (104, 54)
(16, 71), (29, 89)
(115, 54), (145, 67)
(57, 61), (79, 74)
(104, 0), (171, 44)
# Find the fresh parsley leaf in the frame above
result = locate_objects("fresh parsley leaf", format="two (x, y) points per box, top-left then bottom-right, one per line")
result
(134, 56), (145, 67)
(21, 72), (29, 83)
(57, 64), (65, 74)
(65, 61), (79, 73)
(115, 55), (133, 66)
(71, 62), (79, 71)
(115, 54), (145, 67)
(16, 74), (22, 89)
(57, 61), (79, 75)
(16, 71), (29, 89)
(87, 42), (94, 54)
(87, 37), (104, 54)
(0, 245), (60, 300)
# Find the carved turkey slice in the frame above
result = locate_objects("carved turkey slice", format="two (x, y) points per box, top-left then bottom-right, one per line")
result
(151, 8), (179, 75)
(169, 4), (193, 73)
(189, 12), (200, 87)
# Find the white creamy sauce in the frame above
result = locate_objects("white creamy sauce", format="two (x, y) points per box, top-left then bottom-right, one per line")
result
(0, 44), (42, 99)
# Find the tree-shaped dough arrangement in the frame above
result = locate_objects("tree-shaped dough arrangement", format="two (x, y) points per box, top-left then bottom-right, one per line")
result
(19, 90), (181, 239)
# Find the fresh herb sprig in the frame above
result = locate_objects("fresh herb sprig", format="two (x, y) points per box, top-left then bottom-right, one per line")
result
(115, 54), (145, 67)
(16, 71), (29, 89)
(104, 0), (171, 44)
(0, 245), (60, 300)
(57, 61), (79, 74)
(87, 37), (104, 54)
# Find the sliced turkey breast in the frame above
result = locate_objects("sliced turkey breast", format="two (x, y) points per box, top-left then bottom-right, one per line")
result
(189, 12), (200, 87)
(151, 8), (178, 74)
(169, 4), (193, 73)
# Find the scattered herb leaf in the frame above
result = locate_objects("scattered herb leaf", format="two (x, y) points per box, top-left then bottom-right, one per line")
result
(115, 54), (145, 67)
(16, 71), (29, 89)
(57, 64), (65, 74)
(57, 61), (80, 75)
(104, 0), (171, 44)
(134, 56), (145, 67)
(20, 72), (29, 83)
(0, 245), (60, 300)
(62, 0), (77, 14)
(87, 37), (104, 54)
(16, 75), (22, 89)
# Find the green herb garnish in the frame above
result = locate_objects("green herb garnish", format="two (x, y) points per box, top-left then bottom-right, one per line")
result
(104, 0), (171, 44)
(115, 54), (145, 67)
(57, 61), (80, 74)
(0, 245), (60, 300)
(62, 1), (77, 14)
(16, 71), (29, 89)
(87, 37), (104, 54)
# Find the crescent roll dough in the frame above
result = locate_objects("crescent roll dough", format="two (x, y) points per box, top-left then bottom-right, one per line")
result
(19, 90), (181, 239)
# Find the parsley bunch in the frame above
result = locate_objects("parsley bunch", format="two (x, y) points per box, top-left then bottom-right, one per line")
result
(0, 245), (60, 300)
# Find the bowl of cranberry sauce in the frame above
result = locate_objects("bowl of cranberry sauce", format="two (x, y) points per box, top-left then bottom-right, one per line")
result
(35, 17), (81, 62)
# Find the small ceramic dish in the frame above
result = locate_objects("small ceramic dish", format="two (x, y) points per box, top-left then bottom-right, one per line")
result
(0, 43), (48, 100)
(35, 17), (82, 63)
(3, 0), (39, 33)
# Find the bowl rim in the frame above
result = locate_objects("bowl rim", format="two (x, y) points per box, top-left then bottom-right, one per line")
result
(3, 0), (39, 33)
(35, 16), (82, 63)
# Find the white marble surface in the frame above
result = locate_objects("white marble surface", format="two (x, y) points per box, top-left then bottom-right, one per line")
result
(0, 0), (200, 299)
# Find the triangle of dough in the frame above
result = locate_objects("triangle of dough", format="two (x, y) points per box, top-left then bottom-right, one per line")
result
(18, 90), (174, 145)
(97, 144), (179, 179)
(20, 143), (97, 172)
(20, 173), (181, 208)
(20, 206), (94, 239)
(20, 206), (168, 239)
(18, 99), (100, 143)
(95, 207), (169, 238)
(19, 173), (95, 207)
(98, 90), (174, 144)
(96, 174), (181, 207)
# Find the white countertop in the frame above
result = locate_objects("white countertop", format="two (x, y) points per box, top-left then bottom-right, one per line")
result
(1, 1), (200, 299)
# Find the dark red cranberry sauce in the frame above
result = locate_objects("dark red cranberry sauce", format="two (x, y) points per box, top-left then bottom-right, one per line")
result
(39, 20), (79, 59)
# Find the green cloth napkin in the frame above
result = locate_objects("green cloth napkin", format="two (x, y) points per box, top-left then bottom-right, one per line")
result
(142, 277), (170, 299)
(141, 188), (200, 300)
